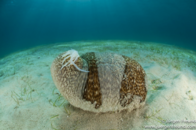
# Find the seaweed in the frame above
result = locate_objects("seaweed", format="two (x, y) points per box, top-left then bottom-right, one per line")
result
(51, 122), (60, 130)
(64, 105), (71, 116)
(11, 91), (21, 105)
(149, 79), (163, 93)
(165, 92), (180, 108)
(10, 71), (40, 105)
(144, 107), (166, 125)
(21, 75), (39, 102)
(49, 89), (66, 107)
(186, 90), (193, 100)
(50, 115), (59, 120)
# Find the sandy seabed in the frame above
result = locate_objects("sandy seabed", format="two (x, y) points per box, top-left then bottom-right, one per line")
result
(1, 40), (196, 130)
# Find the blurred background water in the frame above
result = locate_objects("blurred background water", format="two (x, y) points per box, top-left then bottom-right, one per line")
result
(0, 0), (196, 58)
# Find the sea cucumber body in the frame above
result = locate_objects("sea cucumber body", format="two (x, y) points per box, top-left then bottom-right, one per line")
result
(51, 52), (147, 113)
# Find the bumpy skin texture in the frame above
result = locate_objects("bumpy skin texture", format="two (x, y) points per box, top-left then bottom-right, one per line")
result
(51, 52), (147, 113)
